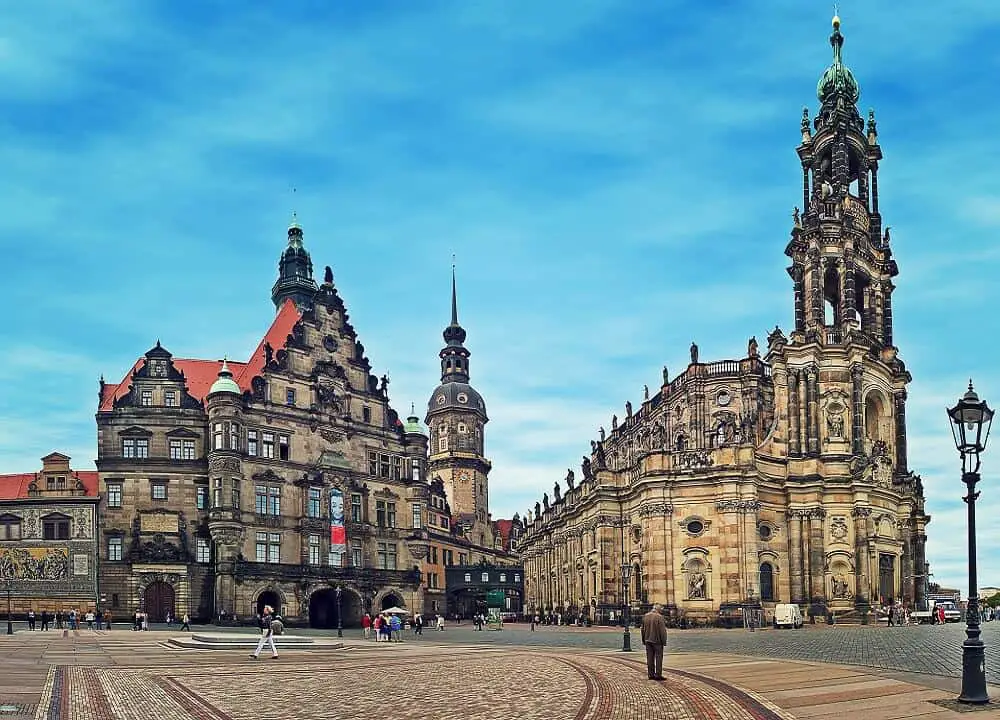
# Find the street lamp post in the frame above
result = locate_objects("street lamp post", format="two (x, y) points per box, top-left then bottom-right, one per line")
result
(620, 562), (632, 652)
(335, 585), (343, 638)
(948, 381), (994, 705)
(5, 576), (13, 635)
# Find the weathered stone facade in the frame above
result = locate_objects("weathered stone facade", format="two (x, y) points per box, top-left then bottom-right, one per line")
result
(519, 19), (930, 623)
(0, 453), (100, 614)
(96, 223), (515, 625)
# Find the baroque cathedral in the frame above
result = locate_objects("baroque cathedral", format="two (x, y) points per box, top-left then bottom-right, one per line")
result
(519, 17), (930, 622)
(95, 215), (518, 626)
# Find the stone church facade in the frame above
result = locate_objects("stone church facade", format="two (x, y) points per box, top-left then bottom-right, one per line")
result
(518, 18), (930, 623)
(96, 218), (514, 626)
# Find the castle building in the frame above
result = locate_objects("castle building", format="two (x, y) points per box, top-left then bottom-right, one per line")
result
(96, 219), (515, 625)
(0, 454), (100, 615)
(518, 17), (930, 623)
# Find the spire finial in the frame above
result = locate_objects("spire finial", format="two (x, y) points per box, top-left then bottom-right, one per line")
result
(450, 256), (459, 327)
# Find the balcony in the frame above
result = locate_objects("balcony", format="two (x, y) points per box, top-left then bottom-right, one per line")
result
(234, 561), (421, 588)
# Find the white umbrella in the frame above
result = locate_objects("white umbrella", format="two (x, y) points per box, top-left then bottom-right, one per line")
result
(381, 607), (409, 615)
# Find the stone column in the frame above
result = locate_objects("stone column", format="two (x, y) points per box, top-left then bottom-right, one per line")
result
(914, 532), (928, 610)
(852, 507), (871, 610)
(894, 390), (908, 473)
(802, 167), (810, 212)
(883, 282), (894, 346)
(843, 254), (857, 327)
(793, 264), (806, 332)
(806, 366), (819, 456)
(788, 371), (801, 457)
(798, 373), (809, 459)
(870, 164), (880, 214)
(851, 364), (864, 454)
(788, 511), (805, 604)
(810, 251), (824, 328)
(809, 509), (827, 612)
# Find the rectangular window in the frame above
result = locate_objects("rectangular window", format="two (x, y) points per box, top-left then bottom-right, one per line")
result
(106, 483), (122, 508)
(213, 423), (224, 450)
(442, 516), (450, 530)
(169, 439), (183, 460)
(278, 434), (289, 461)
(350, 494), (362, 523)
(196, 486), (208, 510)
(379, 454), (390, 478)
(459, 553), (467, 565)
(268, 486), (281, 515)
(43, 518), (70, 540)
(0, 518), (20, 541)
(255, 532), (268, 562)
(164, 390), (177, 407)
(387, 502), (396, 528)
(230, 423), (240, 452)
(412, 462), (421, 483)
(268, 533), (280, 563)
(197, 537), (211, 563)
(362, 406), (372, 423)
(431, 546), (438, 564)
(445, 550), (453, 566)
(351, 538), (362, 568)
(261, 432), (275, 458)
(255, 485), (267, 515)
(430, 573), (439, 589)
(376, 500), (387, 528)
(514, 574), (521, 582)
(232, 480), (241, 509)
(464, 573), (472, 582)
(500, 573), (507, 583)
(308, 535), (320, 566)
(183, 439), (196, 460)
(151, 482), (167, 500)
(140, 389), (152, 406)
(286, 388), (296, 406)
(247, 430), (258, 456)
(108, 536), (123, 561)
(307, 488), (321, 518)
(438, 432), (448, 452)
(377, 542), (397, 570)
(122, 438), (149, 459)
(411, 503), (421, 529)
(392, 456), (402, 481)
(481, 572), (489, 582)
(368, 451), (378, 476)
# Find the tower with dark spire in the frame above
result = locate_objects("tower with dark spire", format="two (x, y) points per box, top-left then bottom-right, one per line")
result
(767, 15), (925, 616)
(425, 266), (493, 547)
(271, 213), (318, 312)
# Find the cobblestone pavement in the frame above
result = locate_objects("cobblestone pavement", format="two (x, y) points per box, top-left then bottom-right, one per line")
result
(382, 621), (1000, 683)
(17, 634), (794, 720)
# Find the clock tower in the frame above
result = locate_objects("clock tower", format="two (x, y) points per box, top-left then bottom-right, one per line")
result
(425, 268), (494, 547)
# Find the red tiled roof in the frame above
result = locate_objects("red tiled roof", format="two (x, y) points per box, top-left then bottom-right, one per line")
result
(494, 519), (514, 543)
(99, 299), (301, 412)
(0, 471), (99, 500)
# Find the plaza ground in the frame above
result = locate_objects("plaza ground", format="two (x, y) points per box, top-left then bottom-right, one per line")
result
(3, 622), (1000, 719)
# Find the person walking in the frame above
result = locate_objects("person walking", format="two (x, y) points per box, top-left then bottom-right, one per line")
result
(414, 614), (423, 636)
(640, 603), (668, 681)
(180, 613), (191, 632)
(362, 613), (371, 640)
(250, 606), (278, 660)
(40, 610), (49, 631)
(27, 610), (35, 631)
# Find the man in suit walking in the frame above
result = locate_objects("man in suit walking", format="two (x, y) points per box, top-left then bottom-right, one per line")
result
(640, 603), (668, 680)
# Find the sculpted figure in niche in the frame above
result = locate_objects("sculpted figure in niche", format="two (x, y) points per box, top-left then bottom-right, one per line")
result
(832, 575), (850, 599)
(690, 342), (699, 364)
(581, 456), (592, 481)
(565, 469), (575, 490)
(748, 336), (759, 358)
(826, 403), (846, 438)
(689, 572), (707, 599)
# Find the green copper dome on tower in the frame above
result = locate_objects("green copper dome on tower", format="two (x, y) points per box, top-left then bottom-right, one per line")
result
(209, 359), (241, 396)
(816, 15), (860, 106)
(404, 404), (426, 435)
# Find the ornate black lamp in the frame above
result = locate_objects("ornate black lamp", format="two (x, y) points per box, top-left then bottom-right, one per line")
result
(948, 381), (993, 705)
(620, 562), (632, 652)
(335, 585), (343, 638)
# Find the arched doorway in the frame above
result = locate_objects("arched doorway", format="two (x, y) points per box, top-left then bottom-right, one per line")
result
(380, 592), (404, 611)
(310, 589), (338, 629)
(759, 563), (774, 602)
(256, 590), (281, 617)
(144, 582), (175, 622)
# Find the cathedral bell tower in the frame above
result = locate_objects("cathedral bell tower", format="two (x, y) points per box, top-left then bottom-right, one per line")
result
(425, 268), (493, 547)
(271, 213), (318, 312)
(766, 16), (928, 617)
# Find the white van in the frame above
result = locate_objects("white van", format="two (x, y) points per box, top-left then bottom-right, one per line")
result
(773, 604), (804, 629)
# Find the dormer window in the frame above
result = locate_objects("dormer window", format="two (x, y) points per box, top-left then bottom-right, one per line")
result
(140, 389), (153, 406)
(164, 390), (177, 407)
(149, 360), (167, 377)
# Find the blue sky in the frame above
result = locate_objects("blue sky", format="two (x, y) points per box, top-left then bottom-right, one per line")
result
(2, 1), (1000, 592)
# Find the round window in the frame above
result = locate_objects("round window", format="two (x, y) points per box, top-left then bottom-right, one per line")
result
(457, 393), (469, 403)
(687, 520), (704, 535)
(717, 389), (732, 406)
(758, 525), (772, 541)
(436, 395), (446, 405)
(323, 335), (338, 352)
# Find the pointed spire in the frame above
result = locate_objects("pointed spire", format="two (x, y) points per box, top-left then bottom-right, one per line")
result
(209, 357), (241, 396)
(442, 261), (467, 348)
(450, 259), (459, 327)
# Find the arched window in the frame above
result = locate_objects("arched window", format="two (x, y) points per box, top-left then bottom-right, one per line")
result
(759, 562), (775, 601)
(633, 564), (642, 602)
(823, 264), (841, 326)
(675, 434), (688, 451)
(864, 391), (889, 447)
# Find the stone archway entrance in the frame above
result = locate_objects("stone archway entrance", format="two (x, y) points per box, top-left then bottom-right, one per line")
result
(380, 592), (404, 611)
(310, 589), (338, 629)
(256, 590), (281, 617)
(144, 582), (175, 622)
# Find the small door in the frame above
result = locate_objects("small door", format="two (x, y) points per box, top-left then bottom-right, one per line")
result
(878, 554), (895, 605)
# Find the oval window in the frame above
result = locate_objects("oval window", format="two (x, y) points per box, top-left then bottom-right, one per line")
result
(457, 393), (469, 403)
(758, 525), (772, 541)
(687, 520), (704, 535)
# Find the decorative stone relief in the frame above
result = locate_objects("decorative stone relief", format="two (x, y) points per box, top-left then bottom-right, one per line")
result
(675, 451), (713, 470)
(688, 571), (707, 599)
(0, 546), (68, 580)
(829, 516), (849, 544)
(715, 499), (761, 513)
(637, 502), (674, 518)
(851, 506), (872, 518)
(209, 456), (241, 472)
